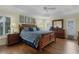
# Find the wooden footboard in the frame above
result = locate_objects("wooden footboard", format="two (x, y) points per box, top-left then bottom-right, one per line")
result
(38, 32), (56, 50)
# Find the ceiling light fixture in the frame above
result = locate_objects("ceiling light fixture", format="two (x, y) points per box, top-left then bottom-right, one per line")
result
(43, 6), (56, 10)
(43, 6), (56, 17)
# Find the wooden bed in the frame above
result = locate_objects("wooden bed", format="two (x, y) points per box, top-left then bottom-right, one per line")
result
(19, 24), (56, 50)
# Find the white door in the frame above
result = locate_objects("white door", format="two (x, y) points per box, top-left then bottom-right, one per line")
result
(66, 18), (76, 39)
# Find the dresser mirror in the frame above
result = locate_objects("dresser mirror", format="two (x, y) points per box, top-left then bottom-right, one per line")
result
(52, 19), (63, 29)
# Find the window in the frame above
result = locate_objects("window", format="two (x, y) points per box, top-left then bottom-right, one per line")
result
(19, 15), (36, 24)
(0, 16), (11, 36)
(0, 23), (3, 36)
(5, 17), (11, 34)
(19, 15), (25, 24)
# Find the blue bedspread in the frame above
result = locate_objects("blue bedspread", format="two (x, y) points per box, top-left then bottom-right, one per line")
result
(20, 29), (52, 48)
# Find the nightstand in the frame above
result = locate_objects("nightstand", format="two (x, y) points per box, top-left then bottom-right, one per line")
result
(7, 33), (20, 45)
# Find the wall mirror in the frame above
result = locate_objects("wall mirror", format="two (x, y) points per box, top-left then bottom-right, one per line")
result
(52, 19), (63, 28)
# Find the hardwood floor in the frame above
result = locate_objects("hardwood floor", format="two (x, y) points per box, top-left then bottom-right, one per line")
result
(0, 38), (79, 54)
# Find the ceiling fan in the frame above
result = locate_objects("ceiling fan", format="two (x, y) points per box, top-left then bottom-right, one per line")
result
(43, 6), (56, 11)
(43, 6), (56, 17)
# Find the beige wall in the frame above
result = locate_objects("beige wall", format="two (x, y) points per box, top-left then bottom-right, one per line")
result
(63, 16), (79, 40)
(36, 16), (79, 40)
(75, 16), (79, 39)
(76, 16), (79, 31)
(0, 14), (19, 45)
(10, 15), (19, 33)
(0, 9), (20, 45)
(51, 15), (79, 40)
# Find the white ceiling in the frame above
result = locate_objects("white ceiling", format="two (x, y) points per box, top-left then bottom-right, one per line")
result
(1, 5), (79, 19)
(13, 5), (79, 18)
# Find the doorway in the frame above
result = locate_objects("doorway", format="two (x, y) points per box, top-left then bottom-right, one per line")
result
(66, 18), (76, 40)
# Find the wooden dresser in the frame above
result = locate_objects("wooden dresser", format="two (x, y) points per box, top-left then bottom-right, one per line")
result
(7, 33), (20, 45)
(54, 28), (65, 39)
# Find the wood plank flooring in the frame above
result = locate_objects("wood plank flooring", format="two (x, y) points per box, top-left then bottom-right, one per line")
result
(0, 38), (79, 54)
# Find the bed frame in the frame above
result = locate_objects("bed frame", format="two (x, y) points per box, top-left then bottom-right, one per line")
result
(19, 24), (56, 50)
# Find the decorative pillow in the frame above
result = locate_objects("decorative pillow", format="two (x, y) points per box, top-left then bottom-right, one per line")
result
(28, 27), (34, 31)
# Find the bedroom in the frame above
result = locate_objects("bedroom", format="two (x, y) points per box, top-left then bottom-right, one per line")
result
(0, 5), (79, 54)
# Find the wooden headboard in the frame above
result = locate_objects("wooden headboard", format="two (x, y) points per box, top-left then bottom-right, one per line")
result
(19, 24), (36, 33)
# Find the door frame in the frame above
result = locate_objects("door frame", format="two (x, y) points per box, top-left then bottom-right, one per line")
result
(66, 18), (76, 39)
